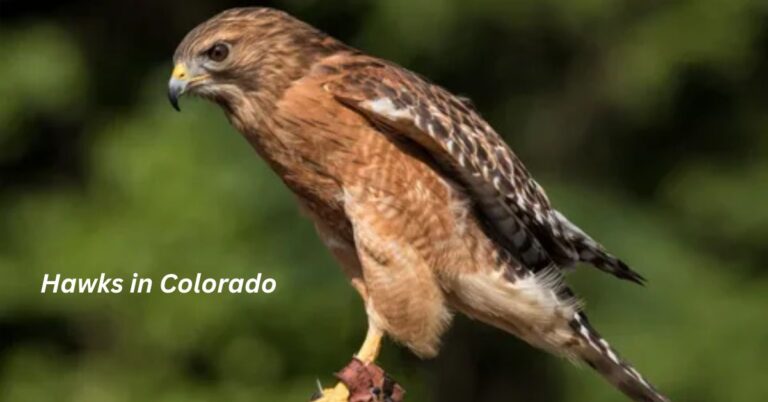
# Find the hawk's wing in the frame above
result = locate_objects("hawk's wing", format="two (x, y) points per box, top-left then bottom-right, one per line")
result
(322, 59), (644, 284)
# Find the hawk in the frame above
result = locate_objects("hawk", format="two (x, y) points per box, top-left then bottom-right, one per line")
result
(168, 7), (668, 402)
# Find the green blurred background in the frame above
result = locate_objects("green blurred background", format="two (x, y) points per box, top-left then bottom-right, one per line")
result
(1, 0), (767, 401)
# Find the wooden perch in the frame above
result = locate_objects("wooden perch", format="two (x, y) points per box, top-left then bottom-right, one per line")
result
(310, 358), (405, 402)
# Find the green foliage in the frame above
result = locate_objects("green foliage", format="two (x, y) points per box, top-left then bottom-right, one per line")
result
(0, 24), (86, 159)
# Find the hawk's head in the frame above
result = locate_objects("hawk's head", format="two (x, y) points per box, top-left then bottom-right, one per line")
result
(168, 7), (346, 112)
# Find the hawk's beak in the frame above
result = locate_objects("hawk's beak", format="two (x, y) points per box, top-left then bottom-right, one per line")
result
(168, 64), (189, 112)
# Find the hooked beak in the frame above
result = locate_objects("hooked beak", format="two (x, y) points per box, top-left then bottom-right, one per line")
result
(168, 64), (189, 112)
(168, 63), (210, 111)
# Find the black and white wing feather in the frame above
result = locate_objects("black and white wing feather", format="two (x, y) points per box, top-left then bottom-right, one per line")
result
(322, 58), (645, 284)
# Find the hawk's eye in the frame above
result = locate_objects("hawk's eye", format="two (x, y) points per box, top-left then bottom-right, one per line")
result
(207, 43), (229, 62)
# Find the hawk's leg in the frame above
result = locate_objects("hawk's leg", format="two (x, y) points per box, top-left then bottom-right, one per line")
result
(355, 322), (384, 363)
(311, 322), (388, 402)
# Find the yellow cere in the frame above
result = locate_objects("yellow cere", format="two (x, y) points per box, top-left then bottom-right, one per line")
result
(171, 64), (188, 80)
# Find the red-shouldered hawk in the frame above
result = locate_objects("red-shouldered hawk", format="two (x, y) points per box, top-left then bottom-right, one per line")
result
(168, 7), (668, 402)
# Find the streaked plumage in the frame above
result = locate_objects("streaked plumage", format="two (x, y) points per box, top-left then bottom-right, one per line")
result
(169, 7), (668, 402)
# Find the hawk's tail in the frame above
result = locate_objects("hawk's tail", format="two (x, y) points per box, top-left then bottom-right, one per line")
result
(552, 210), (646, 285)
(569, 312), (669, 402)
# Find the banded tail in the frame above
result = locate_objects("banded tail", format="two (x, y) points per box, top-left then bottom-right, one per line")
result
(570, 312), (669, 402)
(552, 210), (646, 285)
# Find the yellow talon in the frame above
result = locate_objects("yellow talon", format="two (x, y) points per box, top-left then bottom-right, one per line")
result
(312, 382), (350, 402)
(311, 321), (384, 401)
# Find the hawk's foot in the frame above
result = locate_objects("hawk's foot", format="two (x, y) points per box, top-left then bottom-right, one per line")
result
(310, 358), (405, 402)
(310, 382), (350, 402)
